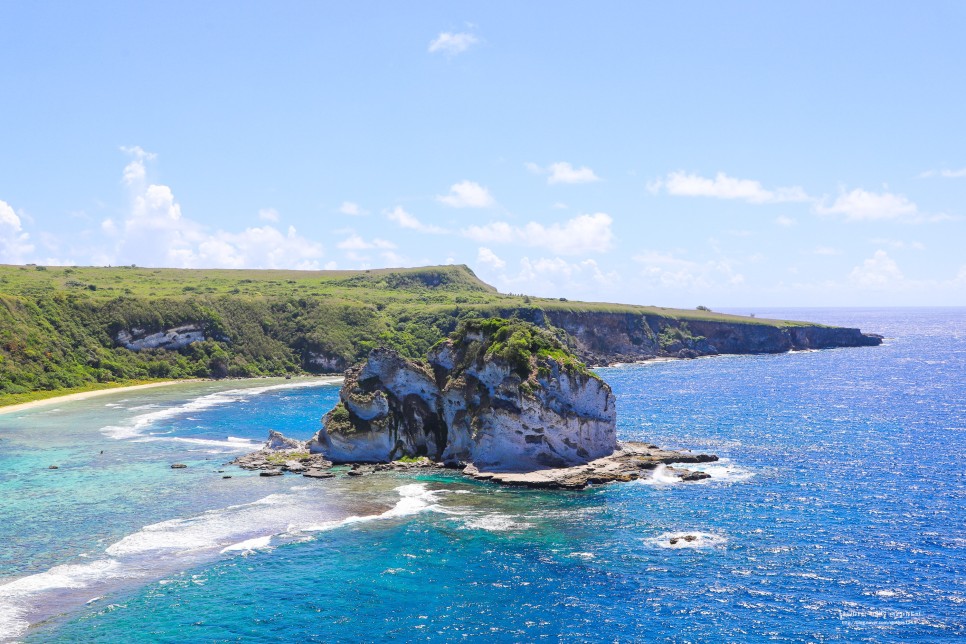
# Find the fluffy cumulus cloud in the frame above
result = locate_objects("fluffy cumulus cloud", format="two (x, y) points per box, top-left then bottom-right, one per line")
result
(102, 148), (324, 269)
(633, 250), (745, 289)
(436, 181), (495, 208)
(193, 226), (323, 269)
(815, 188), (923, 222)
(527, 161), (600, 184)
(428, 32), (479, 55)
(848, 250), (904, 288)
(463, 213), (613, 255)
(651, 171), (809, 204)
(119, 145), (156, 186)
(488, 256), (618, 298)
(476, 246), (505, 270)
(0, 199), (35, 262)
(386, 206), (447, 234)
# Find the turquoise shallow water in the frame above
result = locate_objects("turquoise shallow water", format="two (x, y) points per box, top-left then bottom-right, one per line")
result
(2, 309), (965, 642)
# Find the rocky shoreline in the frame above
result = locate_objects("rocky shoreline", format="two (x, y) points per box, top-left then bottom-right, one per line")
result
(231, 431), (718, 490)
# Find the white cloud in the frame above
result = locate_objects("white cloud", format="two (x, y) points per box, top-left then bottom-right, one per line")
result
(0, 199), (20, 229)
(813, 246), (842, 256)
(428, 32), (479, 55)
(120, 145), (156, 187)
(527, 161), (600, 185)
(0, 199), (34, 262)
(104, 151), (324, 269)
(463, 212), (613, 255)
(849, 250), (903, 288)
(920, 167), (966, 179)
(337, 234), (396, 251)
(386, 206), (447, 234)
(775, 215), (797, 227)
(815, 188), (920, 222)
(339, 201), (366, 216)
(633, 250), (745, 289)
(493, 255), (618, 296)
(476, 246), (506, 270)
(258, 208), (279, 222)
(655, 171), (809, 204)
(193, 226), (324, 269)
(436, 180), (495, 208)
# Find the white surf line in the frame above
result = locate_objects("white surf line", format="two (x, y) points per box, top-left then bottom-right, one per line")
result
(644, 531), (728, 550)
(100, 378), (342, 441)
(639, 460), (755, 486)
(0, 481), (433, 643)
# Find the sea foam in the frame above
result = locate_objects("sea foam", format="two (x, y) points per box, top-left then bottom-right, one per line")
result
(100, 379), (337, 442)
(0, 480), (424, 643)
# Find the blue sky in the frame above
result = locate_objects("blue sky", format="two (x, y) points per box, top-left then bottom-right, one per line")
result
(1, 2), (964, 306)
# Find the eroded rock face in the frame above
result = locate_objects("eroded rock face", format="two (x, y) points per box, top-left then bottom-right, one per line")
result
(309, 348), (446, 463)
(310, 320), (617, 471)
(116, 324), (206, 351)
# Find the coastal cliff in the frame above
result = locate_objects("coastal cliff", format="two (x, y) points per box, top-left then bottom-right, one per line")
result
(0, 264), (881, 403)
(310, 319), (618, 471)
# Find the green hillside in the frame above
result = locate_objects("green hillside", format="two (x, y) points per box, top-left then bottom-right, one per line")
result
(0, 263), (810, 405)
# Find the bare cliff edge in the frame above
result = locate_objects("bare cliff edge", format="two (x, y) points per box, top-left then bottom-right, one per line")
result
(255, 318), (720, 489)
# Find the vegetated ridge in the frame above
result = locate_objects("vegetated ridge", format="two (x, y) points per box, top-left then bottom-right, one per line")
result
(0, 263), (881, 404)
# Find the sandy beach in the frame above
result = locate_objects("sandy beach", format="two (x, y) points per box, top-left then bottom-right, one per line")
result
(0, 380), (204, 415)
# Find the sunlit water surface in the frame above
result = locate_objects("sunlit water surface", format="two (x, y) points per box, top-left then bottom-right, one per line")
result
(0, 308), (962, 642)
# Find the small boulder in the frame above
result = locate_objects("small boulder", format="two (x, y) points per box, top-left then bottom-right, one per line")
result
(259, 469), (283, 477)
(679, 470), (711, 482)
(303, 469), (335, 479)
(265, 430), (305, 451)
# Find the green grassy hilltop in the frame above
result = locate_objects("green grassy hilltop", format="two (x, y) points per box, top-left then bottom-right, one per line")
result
(0, 263), (812, 405)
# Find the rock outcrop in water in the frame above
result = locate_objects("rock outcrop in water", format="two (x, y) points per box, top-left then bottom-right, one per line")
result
(309, 319), (618, 472)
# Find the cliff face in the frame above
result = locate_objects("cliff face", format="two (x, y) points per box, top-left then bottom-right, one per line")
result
(535, 310), (882, 364)
(310, 319), (617, 471)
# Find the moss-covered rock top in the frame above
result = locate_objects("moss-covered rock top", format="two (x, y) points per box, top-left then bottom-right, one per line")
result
(439, 317), (596, 384)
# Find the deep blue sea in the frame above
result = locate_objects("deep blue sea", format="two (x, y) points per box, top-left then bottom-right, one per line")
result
(1, 308), (963, 642)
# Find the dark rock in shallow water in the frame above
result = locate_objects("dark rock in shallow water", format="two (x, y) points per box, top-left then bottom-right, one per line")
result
(669, 535), (699, 545)
(230, 431), (332, 475)
(259, 469), (283, 477)
(48, 465), (58, 470)
(170, 463), (187, 469)
(678, 469), (712, 482)
(302, 469), (335, 479)
(462, 442), (718, 490)
(265, 430), (305, 451)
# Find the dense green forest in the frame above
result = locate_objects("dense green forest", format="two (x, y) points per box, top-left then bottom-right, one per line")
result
(0, 263), (802, 404)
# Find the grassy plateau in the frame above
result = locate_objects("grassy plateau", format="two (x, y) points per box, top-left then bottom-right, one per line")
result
(0, 263), (812, 405)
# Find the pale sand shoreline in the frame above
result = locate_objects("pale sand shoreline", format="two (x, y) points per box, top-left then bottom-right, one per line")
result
(0, 380), (203, 415)
(0, 376), (342, 416)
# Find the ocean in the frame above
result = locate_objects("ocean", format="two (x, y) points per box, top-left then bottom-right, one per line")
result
(0, 308), (963, 642)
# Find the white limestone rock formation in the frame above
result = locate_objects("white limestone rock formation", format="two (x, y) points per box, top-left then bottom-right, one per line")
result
(309, 319), (617, 472)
